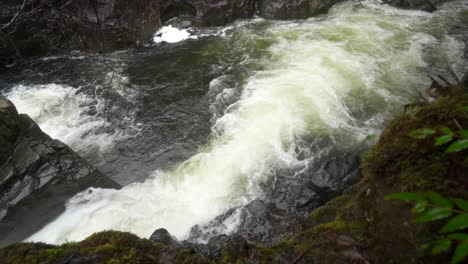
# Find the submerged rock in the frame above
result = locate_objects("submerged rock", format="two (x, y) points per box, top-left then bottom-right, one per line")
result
(0, 96), (120, 246)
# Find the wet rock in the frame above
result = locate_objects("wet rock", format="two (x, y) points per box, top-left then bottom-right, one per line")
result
(150, 228), (182, 247)
(382, 0), (442, 12)
(0, 96), (120, 246)
(0, 0), (345, 64)
(258, 0), (343, 19)
(188, 152), (361, 245)
(189, 0), (257, 26)
(187, 234), (250, 260)
(0, 0), (162, 61)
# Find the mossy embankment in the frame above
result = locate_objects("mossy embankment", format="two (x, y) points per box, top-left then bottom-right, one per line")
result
(1, 95), (466, 263)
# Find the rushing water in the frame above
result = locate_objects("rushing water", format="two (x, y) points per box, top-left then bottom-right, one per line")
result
(1, 0), (467, 244)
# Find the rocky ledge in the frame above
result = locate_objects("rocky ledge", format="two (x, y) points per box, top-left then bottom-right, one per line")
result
(0, 0), (450, 66)
(0, 96), (120, 246)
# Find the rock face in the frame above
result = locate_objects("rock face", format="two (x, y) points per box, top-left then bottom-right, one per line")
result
(0, 96), (120, 246)
(382, 0), (444, 12)
(0, 0), (339, 64)
(257, 0), (342, 19)
(150, 228), (182, 248)
(1, 0), (452, 65)
(189, 152), (361, 245)
(0, 0), (162, 64)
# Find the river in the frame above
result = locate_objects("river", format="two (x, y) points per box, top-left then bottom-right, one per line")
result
(1, 0), (467, 244)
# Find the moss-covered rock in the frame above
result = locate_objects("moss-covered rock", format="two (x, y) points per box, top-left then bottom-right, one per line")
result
(0, 231), (163, 264)
(258, 95), (468, 263)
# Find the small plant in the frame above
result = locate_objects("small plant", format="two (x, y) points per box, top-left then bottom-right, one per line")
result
(385, 192), (468, 264)
(410, 127), (468, 153)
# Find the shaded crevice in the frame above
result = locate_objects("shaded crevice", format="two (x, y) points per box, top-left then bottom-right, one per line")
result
(160, 2), (197, 24)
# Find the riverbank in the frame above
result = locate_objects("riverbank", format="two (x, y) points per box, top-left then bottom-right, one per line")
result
(0, 0), (451, 67)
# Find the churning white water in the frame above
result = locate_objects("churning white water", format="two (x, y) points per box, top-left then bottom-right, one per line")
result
(15, 0), (468, 244)
(4, 84), (121, 156)
(153, 25), (198, 43)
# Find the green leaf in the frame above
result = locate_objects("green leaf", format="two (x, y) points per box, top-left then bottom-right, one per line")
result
(385, 192), (426, 202)
(448, 233), (468, 241)
(453, 198), (468, 211)
(435, 135), (453, 146)
(446, 139), (468, 153)
(452, 241), (468, 264)
(459, 130), (468, 139)
(427, 192), (453, 208)
(415, 208), (452, 223)
(411, 128), (436, 139)
(432, 239), (452, 255)
(421, 243), (431, 250)
(463, 105), (468, 111)
(440, 127), (454, 135)
(440, 214), (468, 233)
(412, 202), (427, 213)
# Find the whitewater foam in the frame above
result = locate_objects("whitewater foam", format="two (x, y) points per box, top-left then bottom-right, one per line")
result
(153, 25), (198, 43)
(26, 0), (468, 244)
(4, 84), (127, 158)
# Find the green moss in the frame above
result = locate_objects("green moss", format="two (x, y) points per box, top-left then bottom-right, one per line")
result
(254, 95), (468, 263)
(0, 231), (172, 264)
(363, 95), (467, 197)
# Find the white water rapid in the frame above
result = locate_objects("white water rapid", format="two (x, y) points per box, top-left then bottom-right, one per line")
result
(5, 0), (466, 244)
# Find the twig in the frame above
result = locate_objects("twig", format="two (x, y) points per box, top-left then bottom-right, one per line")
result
(89, 0), (116, 123)
(452, 118), (462, 131)
(1, 0), (27, 30)
(103, 71), (115, 123)
(292, 245), (317, 264)
(60, 0), (75, 10)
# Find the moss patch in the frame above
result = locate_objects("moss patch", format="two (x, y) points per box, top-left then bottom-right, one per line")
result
(0, 231), (202, 264)
(260, 95), (468, 263)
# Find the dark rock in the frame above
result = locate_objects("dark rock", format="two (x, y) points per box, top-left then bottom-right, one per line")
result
(190, 0), (257, 26)
(0, 0), (162, 62)
(149, 228), (182, 247)
(383, 0), (442, 12)
(67, 253), (106, 264)
(186, 234), (250, 260)
(188, 152), (361, 245)
(0, 96), (120, 246)
(0, 0), (346, 65)
(463, 71), (468, 88)
(258, 0), (343, 19)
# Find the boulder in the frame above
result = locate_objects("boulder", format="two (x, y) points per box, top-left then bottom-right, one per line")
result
(189, 152), (361, 245)
(0, 0), (345, 65)
(257, 0), (343, 19)
(189, 0), (257, 26)
(382, 0), (441, 12)
(0, 0), (162, 62)
(0, 96), (120, 246)
(149, 228), (182, 247)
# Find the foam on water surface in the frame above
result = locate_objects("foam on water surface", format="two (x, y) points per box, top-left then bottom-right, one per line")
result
(153, 25), (198, 43)
(11, 0), (468, 244)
